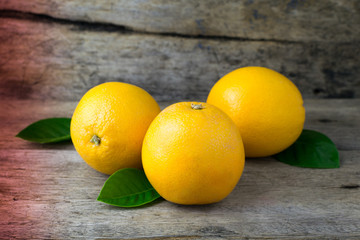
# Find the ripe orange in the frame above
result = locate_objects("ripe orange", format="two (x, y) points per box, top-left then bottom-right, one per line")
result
(142, 102), (245, 205)
(70, 82), (160, 175)
(207, 66), (305, 157)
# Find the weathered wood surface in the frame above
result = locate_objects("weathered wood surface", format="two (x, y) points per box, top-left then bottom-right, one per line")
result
(1, 1), (360, 101)
(0, 99), (359, 239)
(0, 17), (359, 101)
(1, 0), (359, 42)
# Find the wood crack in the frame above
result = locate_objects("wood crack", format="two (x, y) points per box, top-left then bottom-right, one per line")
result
(0, 9), (303, 44)
(340, 184), (360, 189)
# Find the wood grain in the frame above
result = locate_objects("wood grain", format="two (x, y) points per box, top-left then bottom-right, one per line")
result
(1, 0), (359, 42)
(0, 17), (359, 101)
(0, 99), (359, 239)
(1, 150), (359, 239)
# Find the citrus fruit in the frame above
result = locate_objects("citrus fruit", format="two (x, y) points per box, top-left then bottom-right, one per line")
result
(207, 66), (305, 157)
(142, 102), (245, 205)
(71, 82), (160, 175)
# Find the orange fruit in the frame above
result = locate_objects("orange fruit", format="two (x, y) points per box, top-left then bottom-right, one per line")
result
(142, 102), (245, 205)
(207, 66), (305, 157)
(70, 82), (160, 175)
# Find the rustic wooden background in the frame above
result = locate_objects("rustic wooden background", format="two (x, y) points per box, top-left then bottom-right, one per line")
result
(1, 1), (360, 239)
(1, 0), (360, 101)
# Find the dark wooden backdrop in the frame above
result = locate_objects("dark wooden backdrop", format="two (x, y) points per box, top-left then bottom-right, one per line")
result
(0, 0), (359, 101)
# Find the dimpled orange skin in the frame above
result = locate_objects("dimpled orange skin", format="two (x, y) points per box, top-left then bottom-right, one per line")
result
(70, 82), (161, 175)
(207, 66), (305, 158)
(142, 102), (245, 205)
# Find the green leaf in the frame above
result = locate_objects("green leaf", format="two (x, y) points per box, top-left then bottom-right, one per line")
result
(274, 129), (340, 168)
(97, 168), (161, 208)
(16, 118), (71, 143)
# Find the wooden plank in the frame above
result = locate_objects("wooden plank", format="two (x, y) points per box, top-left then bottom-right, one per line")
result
(305, 99), (360, 128)
(0, 0), (359, 42)
(0, 18), (359, 101)
(1, 99), (359, 238)
(2, 99), (359, 123)
(5, 118), (360, 151)
(2, 99), (360, 151)
(0, 149), (359, 239)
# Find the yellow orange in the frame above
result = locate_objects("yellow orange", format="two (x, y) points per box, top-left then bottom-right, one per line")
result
(71, 82), (160, 175)
(207, 66), (305, 157)
(142, 102), (245, 205)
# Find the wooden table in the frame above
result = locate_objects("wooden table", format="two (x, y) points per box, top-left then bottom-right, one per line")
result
(1, 99), (359, 239)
